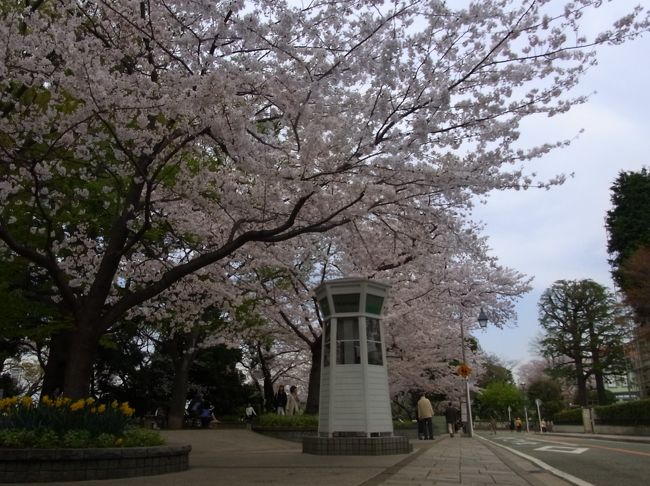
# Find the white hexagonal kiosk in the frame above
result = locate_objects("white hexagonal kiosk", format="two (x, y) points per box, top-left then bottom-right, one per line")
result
(303, 278), (411, 455)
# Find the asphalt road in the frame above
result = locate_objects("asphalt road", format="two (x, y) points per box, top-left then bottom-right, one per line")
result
(477, 431), (650, 486)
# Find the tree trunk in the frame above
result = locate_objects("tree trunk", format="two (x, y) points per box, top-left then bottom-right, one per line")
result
(594, 370), (607, 404)
(305, 335), (321, 415)
(166, 331), (200, 429)
(61, 327), (101, 399)
(41, 330), (72, 397)
(588, 321), (608, 405)
(262, 373), (275, 412)
(575, 360), (588, 406)
(167, 351), (193, 429)
(256, 344), (277, 412)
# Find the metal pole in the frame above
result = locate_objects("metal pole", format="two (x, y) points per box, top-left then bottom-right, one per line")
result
(524, 406), (529, 433)
(459, 316), (473, 437)
(535, 399), (542, 432)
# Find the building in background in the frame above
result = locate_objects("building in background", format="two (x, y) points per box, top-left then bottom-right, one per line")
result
(628, 325), (650, 400)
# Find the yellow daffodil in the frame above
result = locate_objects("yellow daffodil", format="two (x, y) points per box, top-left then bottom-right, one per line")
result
(70, 399), (86, 411)
(55, 397), (71, 408)
(97, 404), (106, 413)
(118, 401), (135, 417)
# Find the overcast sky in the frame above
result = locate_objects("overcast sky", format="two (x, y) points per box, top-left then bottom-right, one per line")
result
(472, 8), (650, 375)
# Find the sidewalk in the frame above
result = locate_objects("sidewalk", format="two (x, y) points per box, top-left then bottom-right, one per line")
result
(361, 435), (572, 486)
(12, 429), (574, 486)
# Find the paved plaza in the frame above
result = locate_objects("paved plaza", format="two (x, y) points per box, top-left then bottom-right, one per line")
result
(7, 428), (577, 486)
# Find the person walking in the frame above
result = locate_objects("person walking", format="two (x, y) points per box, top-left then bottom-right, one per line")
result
(515, 417), (523, 432)
(417, 392), (434, 440)
(275, 385), (288, 415)
(444, 402), (459, 437)
(244, 403), (257, 424)
(489, 414), (498, 435)
(286, 385), (300, 415)
(199, 400), (217, 428)
(187, 392), (204, 428)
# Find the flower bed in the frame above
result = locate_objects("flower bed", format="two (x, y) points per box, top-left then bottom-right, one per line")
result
(0, 395), (160, 448)
(0, 395), (190, 482)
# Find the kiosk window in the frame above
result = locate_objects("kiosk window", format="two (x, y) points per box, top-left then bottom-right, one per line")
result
(323, 320), (331, 367)
(366, 318), (383, 365)
(336, 317), (360, 364)
(333, 294), (360, 313)
(365, 294), (384, 315)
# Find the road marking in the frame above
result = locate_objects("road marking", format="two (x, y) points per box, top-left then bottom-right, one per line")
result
(494, 437), (542, 446)
(576, 443), (650, 458)
(538, 437), (650, 458)
(534, 445), (589, 454)
(477, 435), (595, 486)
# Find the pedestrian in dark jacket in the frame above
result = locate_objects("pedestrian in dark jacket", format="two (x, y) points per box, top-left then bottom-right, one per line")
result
(275, 385), (288, 415)
(444, 402), (459, 437)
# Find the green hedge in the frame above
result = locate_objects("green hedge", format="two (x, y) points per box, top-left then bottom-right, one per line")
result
(553, 399), (650, 427)
(594, 399), (650, 426)
(256, 413), (318, 427)
(393, 420), (417, 429)
(552, 408), (582, 425)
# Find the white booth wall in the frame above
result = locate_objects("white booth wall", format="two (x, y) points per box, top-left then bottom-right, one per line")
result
(316, 279), (393, 437)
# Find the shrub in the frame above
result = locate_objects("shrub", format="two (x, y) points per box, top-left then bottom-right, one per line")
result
(553, 399), (650, 427)
(0, 395), (164, 448)
(594, 399), (650, 426)
(34, 429), (60, 448)
(122, 428), (165, 447)
(552, 408), (582, 425)
(62, 430), (93, 448)
(393, 419), (417, 429)
(257, 413), (318, 427)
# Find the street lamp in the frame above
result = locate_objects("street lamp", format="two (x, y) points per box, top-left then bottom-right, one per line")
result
(520, 382), (530, 433)
(535, 398), (543, 432)
(477, 307), (488, 328)
(459, 308), (488, 438)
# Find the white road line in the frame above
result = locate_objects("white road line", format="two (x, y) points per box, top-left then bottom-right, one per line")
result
(534, 445), (589, 454)
(477, 435), (595, 486)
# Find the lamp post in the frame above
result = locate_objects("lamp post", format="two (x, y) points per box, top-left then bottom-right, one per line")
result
(535, 398), (543, 432)
(520, 382), (530, 433)
(460, 308), (488, 438)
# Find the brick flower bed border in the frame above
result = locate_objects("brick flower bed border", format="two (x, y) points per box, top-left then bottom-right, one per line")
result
(0, 444), (191, 483)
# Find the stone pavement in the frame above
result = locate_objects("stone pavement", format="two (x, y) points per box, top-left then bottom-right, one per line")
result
(360, 434), (572, 486)
(9, 428), (574, 486)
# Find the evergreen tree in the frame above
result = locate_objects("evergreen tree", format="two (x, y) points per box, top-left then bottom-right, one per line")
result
(606, 168), (650, 325)
(538, 279), (628, 406)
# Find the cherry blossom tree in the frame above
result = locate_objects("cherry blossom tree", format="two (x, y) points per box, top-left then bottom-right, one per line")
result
(1, 0), (648, 399)
(230, 212), (530, 412)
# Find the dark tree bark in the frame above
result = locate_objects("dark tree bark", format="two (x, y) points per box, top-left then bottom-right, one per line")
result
(41, 331), (71, 397)
(256, 345), (277, 413)
(166, 329), (201, 429)
(305, 335), (321, 415)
